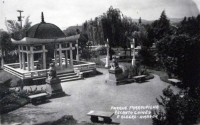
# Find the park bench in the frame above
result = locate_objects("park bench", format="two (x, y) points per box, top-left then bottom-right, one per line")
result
(133, 75), (146, 83)
(28, 93), (48, 105)
(87, 110), (114, 123)
(168, 78), (181, 86)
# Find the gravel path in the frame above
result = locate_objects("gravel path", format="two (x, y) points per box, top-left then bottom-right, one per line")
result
(1, 68), (179, 125)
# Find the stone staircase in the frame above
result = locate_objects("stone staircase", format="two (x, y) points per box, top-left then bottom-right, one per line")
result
(57, 71), (82, 82)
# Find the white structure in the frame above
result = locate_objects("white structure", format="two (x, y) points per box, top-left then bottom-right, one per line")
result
(4, 13), (96, 82)
(105, 39), (109, 68)
(131, 38), (136, 66)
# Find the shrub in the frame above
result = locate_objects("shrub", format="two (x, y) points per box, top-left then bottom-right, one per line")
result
(153, 86), (200, 125)
(121, 63), (151, 79)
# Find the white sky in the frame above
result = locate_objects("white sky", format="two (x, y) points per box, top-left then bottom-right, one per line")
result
(0, 0), (200, 30)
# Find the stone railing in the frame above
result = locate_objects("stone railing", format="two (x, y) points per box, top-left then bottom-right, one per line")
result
(22, 69), (48, 79)
(4, 64), (24, 79)
(4, 62), (48, 79)
(4, 60), (96, 79)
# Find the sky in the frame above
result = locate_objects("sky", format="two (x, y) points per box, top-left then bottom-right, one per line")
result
(0, 0), (200, 31)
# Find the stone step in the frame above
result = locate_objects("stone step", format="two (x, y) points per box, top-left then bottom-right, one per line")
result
(59, 75), (79, 80)
(61, 77), (82, 82)
(57, 70), (74, 75)
(57, 72), (77, 77)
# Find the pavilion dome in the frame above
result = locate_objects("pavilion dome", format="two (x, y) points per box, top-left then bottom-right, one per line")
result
(26, 12), (65, 39)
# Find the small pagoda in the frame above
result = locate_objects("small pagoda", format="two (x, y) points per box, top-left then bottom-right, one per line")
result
(6, 12), (85, 81)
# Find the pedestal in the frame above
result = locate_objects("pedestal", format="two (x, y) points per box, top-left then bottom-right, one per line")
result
(106, 67), (125, 85)
(46, 77), (65, 98)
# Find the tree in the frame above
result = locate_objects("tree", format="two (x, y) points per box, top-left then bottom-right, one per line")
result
(139, 17), (142, 24)
(157, 34), (200, 88)
(101, 6), (139, 60)
(6, 16), (32, 40)
(178, 15), (200, 36)
(153, 14), (200, 125)
(148, 10), (171, 43)
(0, 31), (12, 68)
(101, 6), (122, 59)
(153, 86), (200, 125)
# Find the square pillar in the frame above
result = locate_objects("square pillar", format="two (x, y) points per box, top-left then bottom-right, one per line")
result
(42, 45), (46, 69)
(54, 50), (57, 66)
(65, 50), (68, 68)
(18, 46), (22, 69)
(69, 43), (73, 67)
(58, 43), (63, 69)
(76, 40), (79, 61)
(26, 46), (31, 71)
(54, 44), (57, 66)
(22, 52), (25, 70)
(30, 46), (34, 70)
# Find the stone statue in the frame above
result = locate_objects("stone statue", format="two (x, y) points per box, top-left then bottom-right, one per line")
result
(107, 56), (123, 85)
(47, 63), (57, 79)
(110, 56), (119, 70)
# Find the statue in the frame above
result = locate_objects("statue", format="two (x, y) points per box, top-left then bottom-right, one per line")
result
(110, 56), (119, 70)
(47, 63), (57, 80)
(46, 63), (65, 97)
(107, 56), (123, 85)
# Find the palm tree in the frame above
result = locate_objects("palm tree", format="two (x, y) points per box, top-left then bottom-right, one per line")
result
(6, 16), (32, 40)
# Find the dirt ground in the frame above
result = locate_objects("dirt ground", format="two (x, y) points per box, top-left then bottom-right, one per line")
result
(1, 68), (179, 125)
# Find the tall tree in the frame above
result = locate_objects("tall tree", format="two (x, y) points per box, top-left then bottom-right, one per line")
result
(101, 6), (122, 59)
(148, 10), (171, 42)
(0, 31), (12, 68)
(6, 16), (32, 40)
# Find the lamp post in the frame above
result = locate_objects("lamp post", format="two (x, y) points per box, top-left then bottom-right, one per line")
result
(76, 40), (79, 61)
(17, 10), (23, 29)
(131, 38), (135, 66)
(105, 39), (109, 68)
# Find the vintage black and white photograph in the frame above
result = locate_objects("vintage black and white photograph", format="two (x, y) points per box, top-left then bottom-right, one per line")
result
(0, 0), (200, 125)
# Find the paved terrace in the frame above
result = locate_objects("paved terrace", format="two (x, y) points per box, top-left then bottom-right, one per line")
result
(1, 68), (179, 125)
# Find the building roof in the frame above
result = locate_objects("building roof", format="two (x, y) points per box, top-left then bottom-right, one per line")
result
(26, 12), (65, 39)
(12, 12), (80, 45)
(26, 22), (66, 39)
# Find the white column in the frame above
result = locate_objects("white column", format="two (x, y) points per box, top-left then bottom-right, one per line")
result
(105, 47), (109, 68)
(22, 52), (25, 70)
(131, 38), (136, 66)
(42, 45), (46, 69)
(26, 46), (31, 71)
(65, 51), (68, 68)
(18, 46), (22, 69)
(105, 39), (109, 68)
(69, 42), (73, 67)
(30, 46), (34, 70)
(76, 40), (79, 61)
(59, 43), (62, 68)
(54, 45), (57, 66)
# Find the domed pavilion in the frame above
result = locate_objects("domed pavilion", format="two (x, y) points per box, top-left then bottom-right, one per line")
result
(4, 12), (96, 82)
